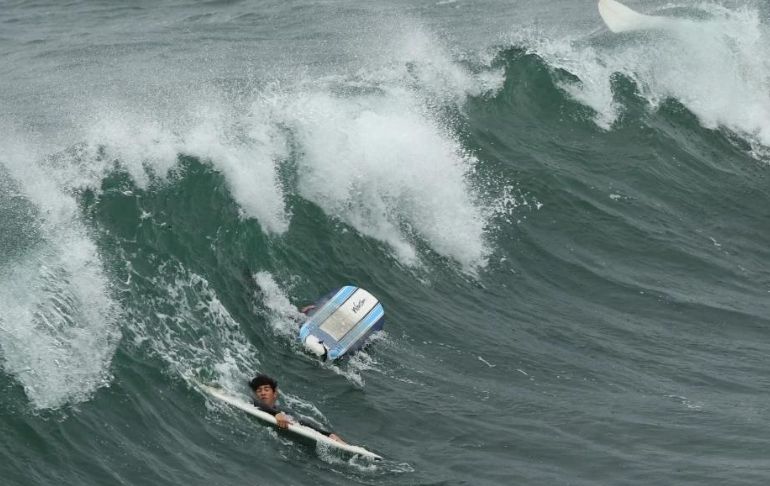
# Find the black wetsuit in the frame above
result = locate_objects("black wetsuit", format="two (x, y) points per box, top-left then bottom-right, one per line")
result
(253, 400), (333, 436)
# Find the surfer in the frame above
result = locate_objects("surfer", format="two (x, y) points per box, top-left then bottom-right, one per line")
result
(249, 374), (345, 443)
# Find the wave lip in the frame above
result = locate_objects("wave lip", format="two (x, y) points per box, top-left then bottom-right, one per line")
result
(281, 88), (490, 269)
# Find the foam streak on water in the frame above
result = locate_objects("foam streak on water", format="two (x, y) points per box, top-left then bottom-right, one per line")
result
(122, 261), (260, 392)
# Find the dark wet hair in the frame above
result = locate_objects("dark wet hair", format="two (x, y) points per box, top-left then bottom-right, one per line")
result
(249, 374), (277, 391)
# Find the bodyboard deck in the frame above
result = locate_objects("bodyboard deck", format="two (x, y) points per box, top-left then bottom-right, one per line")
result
(299, 286), (385, 360)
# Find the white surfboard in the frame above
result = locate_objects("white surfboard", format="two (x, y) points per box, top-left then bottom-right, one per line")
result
(598, 0), (675, 33)
(197, 382), (383, 460)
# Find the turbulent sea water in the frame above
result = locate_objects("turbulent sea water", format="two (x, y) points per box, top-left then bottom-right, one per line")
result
(2, 1), (770, 484)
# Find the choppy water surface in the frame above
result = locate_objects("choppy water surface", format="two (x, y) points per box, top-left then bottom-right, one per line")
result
(1, 1), (769, 484)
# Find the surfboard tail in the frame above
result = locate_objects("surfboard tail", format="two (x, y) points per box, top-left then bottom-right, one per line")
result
(598, 0), (672, 33)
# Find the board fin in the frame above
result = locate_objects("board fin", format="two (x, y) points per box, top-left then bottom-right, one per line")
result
(598, 0), (673, 33)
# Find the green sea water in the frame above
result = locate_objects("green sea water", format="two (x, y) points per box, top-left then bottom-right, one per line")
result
(1, 1), (769, 485)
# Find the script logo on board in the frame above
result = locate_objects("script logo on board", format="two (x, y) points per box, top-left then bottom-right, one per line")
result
(351, 298), (367, 314)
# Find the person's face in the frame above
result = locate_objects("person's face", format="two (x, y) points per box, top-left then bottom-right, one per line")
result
(254, 384), (277, 406)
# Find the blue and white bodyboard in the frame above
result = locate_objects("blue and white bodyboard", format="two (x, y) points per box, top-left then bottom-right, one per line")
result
(299, 286), (384, 361)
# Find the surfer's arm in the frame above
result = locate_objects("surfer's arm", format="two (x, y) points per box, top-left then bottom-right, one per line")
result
(296, 417), (346, 443)
(253, 401), (293, 428)
(253, 400), (345, 442)
(300, 421), (345, 443)
(274, 412), (291, 429)
(299, 304), (317, 315)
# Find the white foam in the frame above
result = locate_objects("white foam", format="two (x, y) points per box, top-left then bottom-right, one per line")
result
(383, 28), (503, 106)
(339, 18), (504, 105)
(125, 263), (260, 393)
(530, 4), (770, 148)
(76, 85), (497, 262)
(83, 110), (181, 189)
(512, 33), (621, 129)
(263, 24), (503, 270)
(252, 271), (304, 337)
(276, 88), (491, 269)
(79, 99), (292, 234)
(0, 137), (121, 409)
(326, 343), (384, 389)
(183, 102), (291, 233)
(15, 21), (506, 272)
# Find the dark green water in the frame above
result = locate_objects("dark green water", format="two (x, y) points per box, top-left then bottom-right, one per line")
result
(1, 1), (769, 484)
